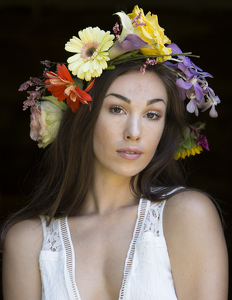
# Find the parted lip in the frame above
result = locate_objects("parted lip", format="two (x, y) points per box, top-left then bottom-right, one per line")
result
(116, 147), (143, 154)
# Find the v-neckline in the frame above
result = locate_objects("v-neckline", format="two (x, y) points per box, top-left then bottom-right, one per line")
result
(60, 197), (149, 300)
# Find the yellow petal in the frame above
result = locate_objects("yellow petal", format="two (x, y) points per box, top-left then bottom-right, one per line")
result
(191, 147), (196, 156)
(195, 146), (200, 154)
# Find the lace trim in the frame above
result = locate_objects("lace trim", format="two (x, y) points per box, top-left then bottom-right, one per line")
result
(40, 216), (62, 252)
(119, 198), (149, 300)
(143, 201), (165, 237)
(60, 218), (79, 300)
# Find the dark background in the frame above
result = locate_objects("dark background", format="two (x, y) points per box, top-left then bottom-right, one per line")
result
(0, 0), (232, 298)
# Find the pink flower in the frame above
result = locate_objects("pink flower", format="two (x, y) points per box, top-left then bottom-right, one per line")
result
(30, 99), (65, 148)
(30, 106), (42, 142)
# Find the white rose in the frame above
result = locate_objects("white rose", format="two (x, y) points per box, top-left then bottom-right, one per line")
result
(30, 96), (67, 148)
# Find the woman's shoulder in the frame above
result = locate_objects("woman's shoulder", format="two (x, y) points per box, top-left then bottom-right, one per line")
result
(162, 190), (228, 298)
(3, 219), (44, 299)
(163, 189), (221, 227)
(163, 190), (223, 239)
(4, 218), (43, 253)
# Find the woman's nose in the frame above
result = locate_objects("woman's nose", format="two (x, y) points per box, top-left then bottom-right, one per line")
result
(123, 117), (142, 141)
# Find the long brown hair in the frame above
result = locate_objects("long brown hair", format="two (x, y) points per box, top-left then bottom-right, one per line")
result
(1, 61), (187, 247)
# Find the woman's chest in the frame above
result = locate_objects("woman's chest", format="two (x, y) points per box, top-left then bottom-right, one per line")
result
(69, 208), (138, 300)
(40, 200), (178, 300)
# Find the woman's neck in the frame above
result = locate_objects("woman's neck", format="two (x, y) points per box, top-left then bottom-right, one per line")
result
(81, 165), (139, 216)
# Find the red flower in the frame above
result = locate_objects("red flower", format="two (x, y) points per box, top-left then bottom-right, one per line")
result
(45, 64), (94, 113)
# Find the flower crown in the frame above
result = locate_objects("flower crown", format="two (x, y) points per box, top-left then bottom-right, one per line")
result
(20, 5), (220, 159)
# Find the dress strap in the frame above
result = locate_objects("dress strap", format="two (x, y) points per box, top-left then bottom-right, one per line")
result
(119, 197), (149, 300)
(40, 216), (63, 252)
(60, 217), (80, 300)
(143, 200), (166, 237)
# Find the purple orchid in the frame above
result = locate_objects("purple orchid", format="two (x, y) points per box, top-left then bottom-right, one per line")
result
(186, 93), (206, 116)
(201, 87), (220, 118)
(176, 76), (204, 101)
(164, 42), (219, 118)
(168, 43), (202, 71)
(108, 34), (150, 60)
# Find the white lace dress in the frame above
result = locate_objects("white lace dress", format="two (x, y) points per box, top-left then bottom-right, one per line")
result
(39, 198), (178, 300)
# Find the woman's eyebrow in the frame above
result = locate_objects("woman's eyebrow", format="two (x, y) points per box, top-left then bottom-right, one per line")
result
(105, 93), (166, 106)
(147, 98), (166, 106)
(105, 93), (131, 103)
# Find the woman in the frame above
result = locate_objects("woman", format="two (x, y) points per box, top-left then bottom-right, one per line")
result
(1, 5), (228, 300)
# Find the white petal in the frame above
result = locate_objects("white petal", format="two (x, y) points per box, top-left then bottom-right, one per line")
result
(115, 12), (134, 40)
(99, 59), (107, 69)
(93, 59), (100, 70)
(100, 40), (114, 51)
(67, 54), (81, 63)
(83, 61), (91, 72)
(85, 71), (92, 81)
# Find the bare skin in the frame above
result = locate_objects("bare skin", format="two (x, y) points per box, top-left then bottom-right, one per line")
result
(2, 72), (228, 299)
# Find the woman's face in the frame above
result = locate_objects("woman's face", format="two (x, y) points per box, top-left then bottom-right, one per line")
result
(93, 70), (168, 178)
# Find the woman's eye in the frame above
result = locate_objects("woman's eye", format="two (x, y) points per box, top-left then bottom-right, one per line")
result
(145, 112), (160, 120)
(109, 106), (124, 114)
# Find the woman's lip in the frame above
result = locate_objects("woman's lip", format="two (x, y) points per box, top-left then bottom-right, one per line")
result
(116, 148), (143, 160)
(116, 147), (143, 154)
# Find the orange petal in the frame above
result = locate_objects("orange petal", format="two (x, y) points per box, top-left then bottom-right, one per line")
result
(47, 86), (66, 101)
(67, 96), (80, 113)
(45, 71), (58, 79)
(57, 64), (73, 83)
(84, 79), (95, 93)
(75, 86), (92, 102)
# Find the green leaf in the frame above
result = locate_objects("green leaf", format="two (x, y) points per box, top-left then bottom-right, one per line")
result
(182, 136), (192, 148)
(73, 77), (84, 90)
(183, 126), (191, 140)
(192, 122), (206, 131)
(106, 65), (116, 70)
(42, 96), (68, 111)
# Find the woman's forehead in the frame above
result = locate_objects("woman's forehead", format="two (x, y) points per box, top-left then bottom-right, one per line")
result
(105, 71), (168, 104)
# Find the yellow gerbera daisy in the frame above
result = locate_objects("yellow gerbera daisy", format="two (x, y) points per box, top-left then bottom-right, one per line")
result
(65, 27), (115, 81)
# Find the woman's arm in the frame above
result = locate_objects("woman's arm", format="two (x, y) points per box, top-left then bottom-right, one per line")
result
(2, 219), (43, 300)
(163, 191), (228, 300)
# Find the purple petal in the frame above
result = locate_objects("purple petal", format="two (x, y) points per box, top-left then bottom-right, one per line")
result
(198, 97), (206, 109)
(199, 72), (213, 78)
(185, 68), (196, 78)
(187, 99), (197, 113)
(177, 62), (187, 73)
(163, 61), (179, 70)
(194, 105), (199, 116)
(189, 68), (200, 76)
(178, 87), (187, 100)
(207, 87), (216, 96)
(176, 78), (193, 90)
(178, 63), (195, 78)
(183, 57), (192, 67)
(209, 105), (218, 118)
(182, 56), (203, 71)
(168, 43), (182, 55)
(123, 34), (149, 47)
(108, 34), (150, 59)
(192, 61), (202, 71)
(198, 135), (209, 150)
(194, 82), (204, 101)
(201, 101), (212, 112)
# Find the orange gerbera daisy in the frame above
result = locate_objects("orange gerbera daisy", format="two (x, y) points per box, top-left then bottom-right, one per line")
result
(45, 63), (94, 113)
